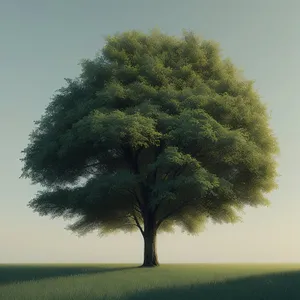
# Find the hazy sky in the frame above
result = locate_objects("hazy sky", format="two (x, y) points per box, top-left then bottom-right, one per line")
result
(1, 0), (299, 264)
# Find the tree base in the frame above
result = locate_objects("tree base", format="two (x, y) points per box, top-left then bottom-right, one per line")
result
(140, 262), (160, 268)
(140, 258), (160, 268)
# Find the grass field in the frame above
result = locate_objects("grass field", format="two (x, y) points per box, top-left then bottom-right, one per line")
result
(1, 263), (300, 299)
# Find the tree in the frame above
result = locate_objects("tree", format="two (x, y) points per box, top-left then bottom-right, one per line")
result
(21, 30), (279, 267)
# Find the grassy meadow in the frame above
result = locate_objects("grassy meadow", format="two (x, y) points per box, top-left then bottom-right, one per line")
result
(1, 263), (300, 299)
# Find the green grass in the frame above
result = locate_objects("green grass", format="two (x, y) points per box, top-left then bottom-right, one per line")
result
(1, 263), (300, 299)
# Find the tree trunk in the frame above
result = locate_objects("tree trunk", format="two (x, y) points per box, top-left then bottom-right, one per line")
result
(141, 214), (159, 267)
(142, 228), (159, 267)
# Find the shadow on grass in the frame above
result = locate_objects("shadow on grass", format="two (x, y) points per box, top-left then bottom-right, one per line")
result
(0, 264), (139, 286)
(126, 270), (300, 300)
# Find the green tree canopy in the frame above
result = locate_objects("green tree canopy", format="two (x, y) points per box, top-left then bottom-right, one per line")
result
(21, 30), (279, 267)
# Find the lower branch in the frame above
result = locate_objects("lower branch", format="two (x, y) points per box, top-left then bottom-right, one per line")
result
(132, 207), (144, 236)
(156, 197), (196, 228)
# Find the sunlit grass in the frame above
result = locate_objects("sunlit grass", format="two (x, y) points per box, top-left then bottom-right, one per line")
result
(1, 263), (300, 299)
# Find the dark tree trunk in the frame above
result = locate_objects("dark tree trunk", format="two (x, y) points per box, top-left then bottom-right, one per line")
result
(141, 213), (159, 267)
(142, 228), (159, 267)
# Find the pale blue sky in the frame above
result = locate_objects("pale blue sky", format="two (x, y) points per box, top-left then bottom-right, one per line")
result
(1, 0), (299, 263)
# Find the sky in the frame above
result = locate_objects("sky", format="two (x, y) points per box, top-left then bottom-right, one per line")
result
(1, 0), (299, 264)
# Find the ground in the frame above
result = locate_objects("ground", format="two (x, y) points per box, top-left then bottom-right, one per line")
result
(1, 263), (300, 299)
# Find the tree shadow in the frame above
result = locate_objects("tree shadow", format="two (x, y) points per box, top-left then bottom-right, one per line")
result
(0, 264), (139, 286)
(125, 270), (300, 300)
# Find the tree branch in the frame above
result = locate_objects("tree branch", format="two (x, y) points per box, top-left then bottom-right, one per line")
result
(126, 213), (144, 235)
(151, 140), (164, 185)
(156, 197), (196, 228)
(117, 186), (145, 218)
(154, 164), (187, 215)
(132, 208), (144, 236)
(153, 202), (160, 214)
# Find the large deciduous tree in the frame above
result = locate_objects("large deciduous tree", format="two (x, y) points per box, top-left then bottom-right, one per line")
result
(21, 30), (279, 267)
